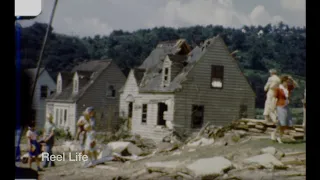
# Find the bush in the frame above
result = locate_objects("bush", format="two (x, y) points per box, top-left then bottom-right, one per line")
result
(55, 128), (66, 138)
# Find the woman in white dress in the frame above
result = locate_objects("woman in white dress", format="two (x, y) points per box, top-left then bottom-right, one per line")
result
(84, 123), (97, 167)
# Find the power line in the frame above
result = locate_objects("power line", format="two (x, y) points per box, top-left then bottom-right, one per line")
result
(30, 0), (59, 102)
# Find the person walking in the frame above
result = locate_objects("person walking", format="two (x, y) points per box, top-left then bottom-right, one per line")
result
(26, 121), (43, 171)
(272, 75), (297, 143)
(263, 69), (281, 123)
(42, 113), (56, 168)
(84, 123), (98, 167)
(76, 107), (95, 155)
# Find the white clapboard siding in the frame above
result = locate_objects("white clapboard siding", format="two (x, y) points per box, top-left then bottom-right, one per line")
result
(32, 70), (56, 129)
(131, 94), (174, 141)
(48, 102), (77, 135)
(119, 70), (139, 118)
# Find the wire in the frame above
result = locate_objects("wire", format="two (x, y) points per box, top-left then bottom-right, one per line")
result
(30, 0), (59, 102)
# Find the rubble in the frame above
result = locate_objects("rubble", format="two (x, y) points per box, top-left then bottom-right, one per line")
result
(243, 153), (284, 169)
(145, 161), (185, 174)
(234, 119), (305, 140)
(186, 157), (233, 178)
(187, 137), (214, 147)
(108, 141), (143, 156)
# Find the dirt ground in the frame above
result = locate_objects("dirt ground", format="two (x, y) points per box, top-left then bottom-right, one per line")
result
(17, 136), (306, 180)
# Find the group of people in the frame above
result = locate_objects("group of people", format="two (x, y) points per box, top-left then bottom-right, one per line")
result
(25, 113), (56, 171)
(263, 69), (300, 143)
(25, 106), (98, 171)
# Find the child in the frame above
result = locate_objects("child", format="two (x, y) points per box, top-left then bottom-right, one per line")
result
(26, 121), (43, 171)
(84, 123), (98, 167)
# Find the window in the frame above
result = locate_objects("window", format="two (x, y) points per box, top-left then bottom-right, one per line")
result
(59, 109), (63, 125)
(55, 109), (59, 124)
(164, 68), (169, 81)
(73, 79), (79, 93)
(162, 66), (170, 87)
(211, 65), (224, 88)
(40, 85), (48, 98)
(191, 105), (204, 128)
(128, 102), (133, 118)
(239, 104), (248, 118)
(64, 109), (68, 123)
(107, 85), (116, 97)
(141, 104), (147, 123)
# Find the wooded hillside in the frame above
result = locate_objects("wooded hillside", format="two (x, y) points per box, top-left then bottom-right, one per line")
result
(18, 22), (305, 108)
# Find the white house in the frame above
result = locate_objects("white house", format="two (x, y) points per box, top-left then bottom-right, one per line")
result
(25, 68), (56, 129)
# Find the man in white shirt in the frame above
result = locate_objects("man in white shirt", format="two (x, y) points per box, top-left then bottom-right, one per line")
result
(263, 69), (280, 123)
(42, 113), (56, 168)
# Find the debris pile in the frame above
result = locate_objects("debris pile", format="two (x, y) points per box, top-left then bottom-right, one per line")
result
(233, 119), (305, 140)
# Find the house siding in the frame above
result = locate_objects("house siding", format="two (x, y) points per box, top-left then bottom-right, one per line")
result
(174, 37), (255, 132)
(48, 102), (77, 135)
(131, 93), (174, 142)
(77, 62), (126, 132)
(32, 70), (56, 129)
(119, 70), (139, 118)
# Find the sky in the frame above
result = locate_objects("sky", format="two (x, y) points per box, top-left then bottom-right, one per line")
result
(19, 0), (306, 37)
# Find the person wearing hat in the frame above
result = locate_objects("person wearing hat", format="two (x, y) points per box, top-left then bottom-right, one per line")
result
(42, 113), (56, 168)
(264, 69), (281, 123)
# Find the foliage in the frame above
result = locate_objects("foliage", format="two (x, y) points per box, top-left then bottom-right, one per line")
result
(19, 22), (306, 108)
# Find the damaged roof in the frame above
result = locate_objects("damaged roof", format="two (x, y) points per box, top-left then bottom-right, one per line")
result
(47, 60), (112, 102)
(138, 37), (217, 93)
(137, 35), (256, 96)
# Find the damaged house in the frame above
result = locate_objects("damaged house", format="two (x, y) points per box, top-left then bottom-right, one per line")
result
(46, 60), (126, 135)
(119, 36), (256, 141)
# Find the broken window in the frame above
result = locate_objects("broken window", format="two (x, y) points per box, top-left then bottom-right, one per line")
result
(211, 65), (224, 89)
(239, 104), (248, 118)
(157, 103), (168, 126)
(128, 102), (133, 118)
(191, 105), (204, 128)
(107, 85), (116, 97)
(141, 104), (147, 123)
(40, 85), (48, 98)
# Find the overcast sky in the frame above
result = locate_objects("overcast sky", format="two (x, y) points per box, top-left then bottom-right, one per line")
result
(19, 0), (305, 37)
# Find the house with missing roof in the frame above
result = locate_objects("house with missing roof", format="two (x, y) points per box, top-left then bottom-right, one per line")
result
(25, 68), (56, 128)
(119, 36), (256, 142)
(46, 60), (126, 135)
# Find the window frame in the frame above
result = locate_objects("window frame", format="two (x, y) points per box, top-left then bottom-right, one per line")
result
(40, 85), (48, 98)
(141, 104), (147, 123)
(191, 105), (204, 129)
(211, 65), (224, 89)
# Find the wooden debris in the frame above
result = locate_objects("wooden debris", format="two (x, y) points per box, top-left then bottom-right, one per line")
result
(248, 128), (263, 133)
(255, 124), (266, 130)
(285, 152), (305, 157)
(295, 128), (304, 133)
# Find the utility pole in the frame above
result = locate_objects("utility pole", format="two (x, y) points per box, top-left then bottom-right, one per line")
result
(30, 0), (59, 101)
